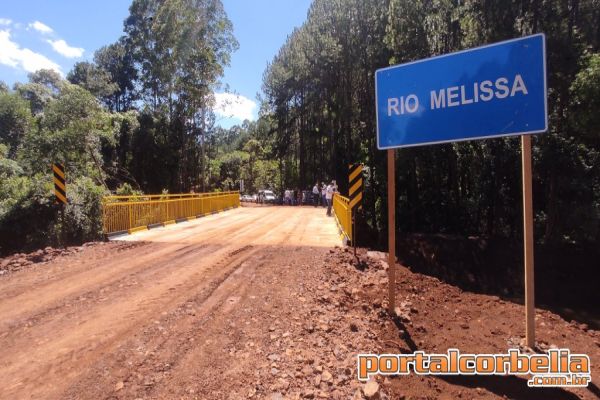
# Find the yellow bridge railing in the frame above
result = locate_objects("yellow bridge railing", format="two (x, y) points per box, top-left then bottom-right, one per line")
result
(332, 193), (352, 243)
(102, 191), (240, 235)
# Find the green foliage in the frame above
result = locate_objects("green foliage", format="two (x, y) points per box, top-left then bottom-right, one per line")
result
(0, 172), (54, 254)
(115, 182), (143, 196)
(20, 82), (114, 182)
(67, 61), (118, 99)
(11, 69), (64, 115)
(0, 78), (114, 254)
(0, 144), (25, 216)
(570, 53), (600, 142)
(0, 92), (32, 158)
(213, 150), (248, 189)
(0, 172), (106, 253)
(28, 69), (63, 93)
(253, 159), (280, 192)
(13, 82), (54, 115)
(94, 42), (138, 112)
(124, 0), (237, 111)
(61, 177), (107, 242)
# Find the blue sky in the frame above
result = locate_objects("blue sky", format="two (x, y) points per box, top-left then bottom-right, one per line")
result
(0, 0), (312, 128)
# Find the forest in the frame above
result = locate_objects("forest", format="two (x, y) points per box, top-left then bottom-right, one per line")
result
(1, 0), (599, 257)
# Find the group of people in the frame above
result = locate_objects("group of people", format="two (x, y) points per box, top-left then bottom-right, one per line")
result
(281, 180), (338, 216)
(312, 180), (338, 216)
(283, 189), (304, 206)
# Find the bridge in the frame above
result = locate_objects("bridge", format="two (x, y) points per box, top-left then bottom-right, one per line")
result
(102, 190), (353, 245)
(113, 203), (342, 247)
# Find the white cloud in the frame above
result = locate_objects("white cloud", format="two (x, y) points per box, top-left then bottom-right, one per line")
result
(29, 20), (53, 34)
(46, 39), (84, 58)
(0, 18), (12, 26)
(213, 92), (257, 121)
(0, 29), (62, 74)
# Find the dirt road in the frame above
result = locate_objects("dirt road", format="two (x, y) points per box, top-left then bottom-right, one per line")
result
(0, 206), (340, 399)
(1, 205), (598, 399)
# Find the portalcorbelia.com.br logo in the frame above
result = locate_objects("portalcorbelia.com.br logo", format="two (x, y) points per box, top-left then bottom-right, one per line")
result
(358, 348), (591, 388)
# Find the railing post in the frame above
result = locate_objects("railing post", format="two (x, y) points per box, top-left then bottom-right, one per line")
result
(347, 199), (352, 243)
(102, 202), (107, 234)
(128, 203), (133, 231)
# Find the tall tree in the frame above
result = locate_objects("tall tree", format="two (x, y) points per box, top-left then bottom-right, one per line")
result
(94, 42), (138, 112)
(123, 0), (238, 191)
(67, 61), (118, 100)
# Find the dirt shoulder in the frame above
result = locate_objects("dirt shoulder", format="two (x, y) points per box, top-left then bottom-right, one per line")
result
(350, 248), (600, 400)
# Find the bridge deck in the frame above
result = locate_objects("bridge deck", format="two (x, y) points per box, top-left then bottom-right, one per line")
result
(115, 205), (341, 247)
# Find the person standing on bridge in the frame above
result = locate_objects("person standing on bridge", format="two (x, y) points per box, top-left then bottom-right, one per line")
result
(326, 181), (335, 216)
(313, 182), (320, 207)
(284, 189), (290, 205)
(321, 183), (327, 208)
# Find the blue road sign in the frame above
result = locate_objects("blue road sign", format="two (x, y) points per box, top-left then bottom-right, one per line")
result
(376, 34), (547, 149)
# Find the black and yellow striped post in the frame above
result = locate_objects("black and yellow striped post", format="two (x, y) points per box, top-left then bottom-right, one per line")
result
(53, 163), (67, 247)
(348, 163), (364, 253)
(349, 164), (363, 210)
(53, 163), (67, 205)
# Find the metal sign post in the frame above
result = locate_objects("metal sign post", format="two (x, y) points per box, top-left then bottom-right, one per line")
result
(387, 149), (396, 314)
(521, 135), (535, 347)
(375, 34), (547, 340)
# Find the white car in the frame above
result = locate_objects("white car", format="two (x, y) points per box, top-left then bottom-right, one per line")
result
(258, 190), (277, 203)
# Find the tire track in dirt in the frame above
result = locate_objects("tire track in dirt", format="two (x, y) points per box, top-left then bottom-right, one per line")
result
(0, 207), (265, 329)
(63, 250), (270, 400)
(0, 207), (257, 306)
